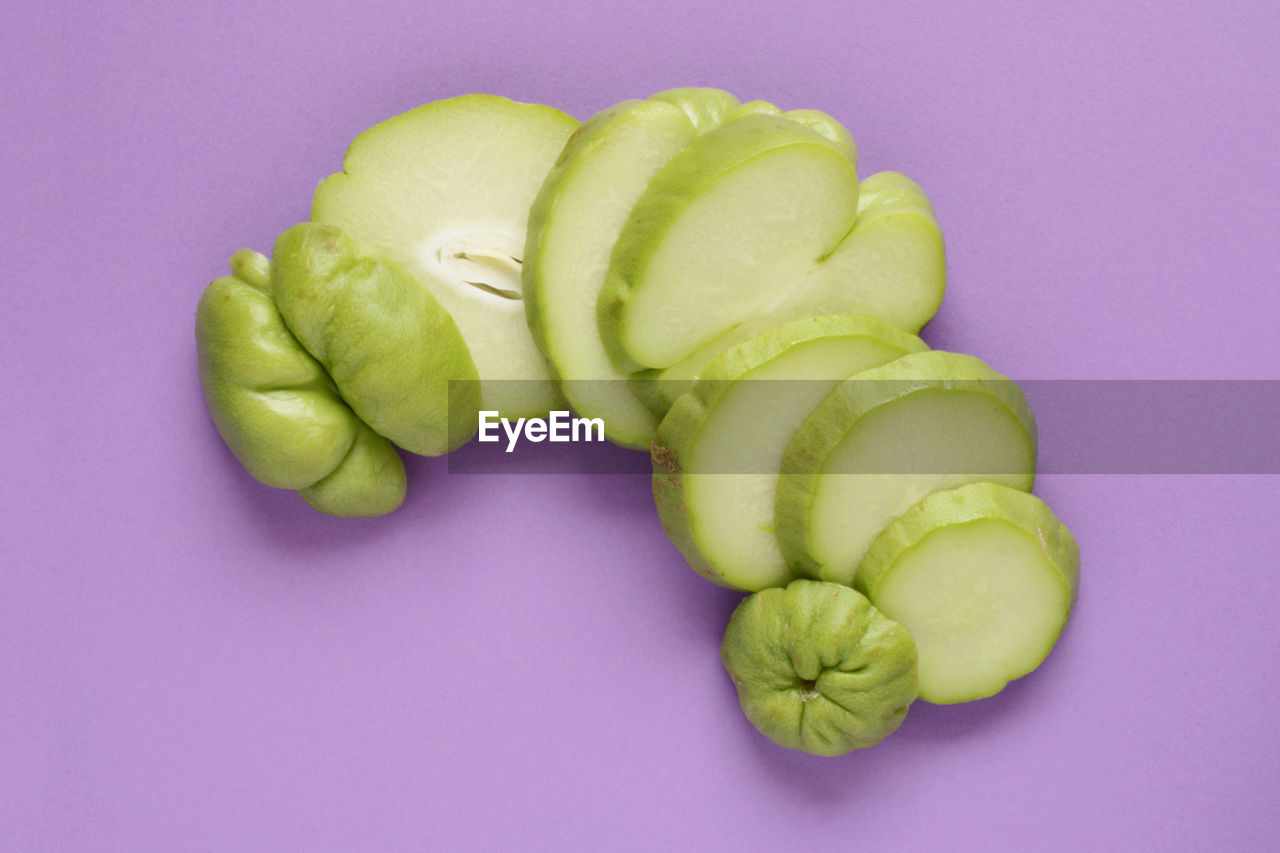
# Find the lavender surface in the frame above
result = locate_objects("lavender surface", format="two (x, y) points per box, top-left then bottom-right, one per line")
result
(4, 2), (1278, 849)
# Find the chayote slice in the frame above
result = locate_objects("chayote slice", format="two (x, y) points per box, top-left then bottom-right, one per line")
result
(720, 579), (918, 756)
(196, 249), (406, 516)
(271, 223), (481, 457)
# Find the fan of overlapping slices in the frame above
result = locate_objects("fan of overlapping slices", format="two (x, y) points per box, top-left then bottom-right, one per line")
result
(196, 88), (1079, 755)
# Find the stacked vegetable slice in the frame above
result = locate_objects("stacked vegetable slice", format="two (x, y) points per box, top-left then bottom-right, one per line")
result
(527, 87), (945, 444)
(651, 336), (1078, 722)
(652, 315), (929, 590)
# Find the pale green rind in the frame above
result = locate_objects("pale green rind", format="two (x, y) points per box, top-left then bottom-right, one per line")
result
(686, 315), (926, 406)
(855, 482), (1080, 703)
(597, 101), (947, 377)
(782, 109), (857, 164)
(720, 580), (917, 756)
(629, 368), (681, 419)
(523, 98), (699, 448)
(858, 482), (1079, 604)
(817, 171), (945, 333)
(626, 332), (735, 418)
(647, 87), (741, 133)
(271, 222), (480, 457)
(775, 350), (1038, 584)
(196, 255), (358, 490)
(599, 114), (858, 372)
(524, 88), (759, 446)
(721, 99), (782, 121)
(630, 304), (879, 417)
(298, 420), (407, 517)
(652, 316), (928, 590)
(311, 94), (577, 418)
(652, 391), (720, 581)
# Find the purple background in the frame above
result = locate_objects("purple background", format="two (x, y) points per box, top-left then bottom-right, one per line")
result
(4, 2), (1278, 849)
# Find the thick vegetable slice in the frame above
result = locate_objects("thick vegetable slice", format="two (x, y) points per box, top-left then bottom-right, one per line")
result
(599, 114), (857, 372)
(652, 316), (927, 590)
(628, 171), (944, 417)
(524, 89), (737, 448)
(776, 351), (1037, 584)
(856, 482), (1080, 704)
(721, 580), (918, 756)
(598, 111), (944, 375)
(312, 94), (577, 418)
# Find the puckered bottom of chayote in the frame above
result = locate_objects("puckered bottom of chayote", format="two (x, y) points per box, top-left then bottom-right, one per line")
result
(720, 580), (918, 756)
(196, 248), (407, 517)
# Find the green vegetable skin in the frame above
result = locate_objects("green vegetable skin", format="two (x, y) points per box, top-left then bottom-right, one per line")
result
(721, 580), (918, 756)
(195, 248), (406, 517)
(272, 223), (480, 457)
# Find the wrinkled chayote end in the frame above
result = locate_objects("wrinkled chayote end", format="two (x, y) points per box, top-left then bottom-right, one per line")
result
(720, 580), (918, 756)
(271, 223), (481, 457)
(298, 420), (406, 517)
(195, 249), (406, 517)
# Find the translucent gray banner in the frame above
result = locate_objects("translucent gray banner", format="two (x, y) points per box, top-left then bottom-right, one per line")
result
(445, 380), (1280, 474)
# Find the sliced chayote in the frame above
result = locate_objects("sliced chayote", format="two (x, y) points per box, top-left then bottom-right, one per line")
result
(720, 580), (918, 756)
(195, 248), (406, 516)
(311, 94), (577, 419)
(271, 223), (481, 457)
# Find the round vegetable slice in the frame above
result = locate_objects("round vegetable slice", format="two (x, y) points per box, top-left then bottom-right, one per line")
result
(653, 315), (927, 590)
(618, 170), (945, 418)
(597, 109), (944, 375)
(599, 114), (859, 373)
(776, 350), (1037, 585)
(856, 482), (1080, 704)
(524, 89), (737, 447)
